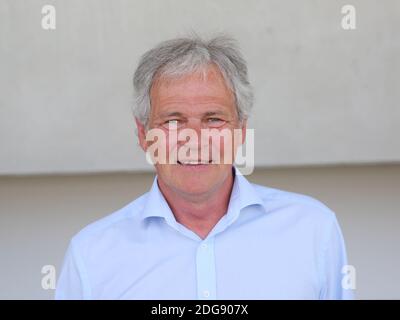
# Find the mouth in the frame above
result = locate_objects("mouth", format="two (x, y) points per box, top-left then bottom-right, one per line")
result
(177, 159), (213, 166)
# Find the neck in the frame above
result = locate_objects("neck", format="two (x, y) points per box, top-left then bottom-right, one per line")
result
(158, 170), (235, 240)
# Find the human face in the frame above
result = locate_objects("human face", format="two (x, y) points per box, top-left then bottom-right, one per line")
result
(136, 64), (247, 198)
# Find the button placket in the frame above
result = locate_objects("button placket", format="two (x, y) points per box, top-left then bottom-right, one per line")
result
(196, 237), (217, 300)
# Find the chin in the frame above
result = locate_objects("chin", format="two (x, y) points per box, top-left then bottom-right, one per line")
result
(157, 164), (228, 195)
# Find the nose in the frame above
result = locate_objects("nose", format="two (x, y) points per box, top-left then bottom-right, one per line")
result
(177, 118), (202, 148)
(185, 117), (203, 134)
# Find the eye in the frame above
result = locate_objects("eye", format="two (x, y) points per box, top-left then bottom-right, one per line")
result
(162, 119), (181, 129)
(167, 119), (179, 125)
(207, 118), (226, 127)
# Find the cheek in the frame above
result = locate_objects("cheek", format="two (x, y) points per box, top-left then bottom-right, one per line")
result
(146, 128), (180, 164)
(165, 131), (179, 163)
(208, 130), (236, 163)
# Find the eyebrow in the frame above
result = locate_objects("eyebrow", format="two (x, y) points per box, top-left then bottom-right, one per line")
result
(159, 111), (183, 118)
(203, 111), (226, 117)
(158, 111), (227, 118)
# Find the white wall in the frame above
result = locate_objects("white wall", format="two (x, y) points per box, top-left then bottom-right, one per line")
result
(1, 164), (399, 299)
(1, 0), (399, 174)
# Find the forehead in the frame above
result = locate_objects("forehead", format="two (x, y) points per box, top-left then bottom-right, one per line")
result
(150, 65), (235, 117)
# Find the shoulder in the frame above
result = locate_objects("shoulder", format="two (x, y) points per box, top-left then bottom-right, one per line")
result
(251, 182), (339, 226)
(69, 192), (148, 251)
(250, 182), (346, 256)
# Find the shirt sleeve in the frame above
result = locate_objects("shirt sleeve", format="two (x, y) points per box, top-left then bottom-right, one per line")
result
(319, 214), (355, 300)
(55, 239), (91, 300)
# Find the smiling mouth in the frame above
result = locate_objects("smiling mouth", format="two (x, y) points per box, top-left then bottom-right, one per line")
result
(177, 160), (213, 166)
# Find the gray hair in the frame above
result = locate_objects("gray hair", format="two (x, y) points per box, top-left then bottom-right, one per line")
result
(132, 34), (253, 126)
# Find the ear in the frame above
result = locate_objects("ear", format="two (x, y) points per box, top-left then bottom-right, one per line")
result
(135, 117), (148, 152)
(240, 119), (247, 145)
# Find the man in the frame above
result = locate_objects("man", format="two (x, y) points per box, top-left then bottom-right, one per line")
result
(55, 35), (354, 299)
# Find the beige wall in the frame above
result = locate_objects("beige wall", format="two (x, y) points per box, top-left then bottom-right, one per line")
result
(1, 164), (399, 299)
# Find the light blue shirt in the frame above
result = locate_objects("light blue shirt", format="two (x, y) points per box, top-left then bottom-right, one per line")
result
(55, 167), (353, 300)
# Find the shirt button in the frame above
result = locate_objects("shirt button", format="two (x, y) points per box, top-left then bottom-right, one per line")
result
(203, 290), (210, 298)
(201, 243), (208, 249)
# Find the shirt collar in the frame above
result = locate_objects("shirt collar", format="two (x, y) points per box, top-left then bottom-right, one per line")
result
(139, 166), (265, 222)
(139, 173), (176, 222)
(224, 166), (265, 225)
